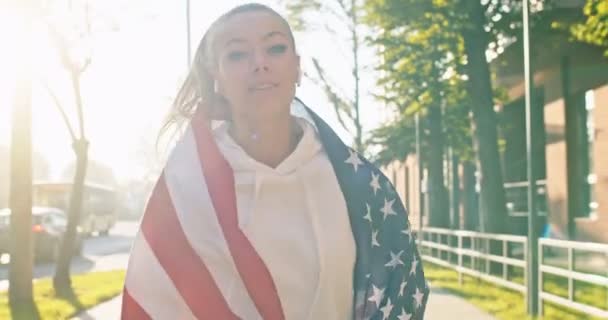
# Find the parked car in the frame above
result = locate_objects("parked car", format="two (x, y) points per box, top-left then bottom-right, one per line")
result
(0, 207), (83, 262)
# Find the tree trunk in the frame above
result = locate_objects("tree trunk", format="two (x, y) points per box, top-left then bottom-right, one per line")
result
(462, 0), (508, 233)
(54, 68), (89, 295)
(427, 105), (450, 228)
(561, 56), (585, 240)
(53, 139), (88, 295)
(463, 160), (479, 231)
(9, 4), (35, 308)
(450, 152), (461, 229)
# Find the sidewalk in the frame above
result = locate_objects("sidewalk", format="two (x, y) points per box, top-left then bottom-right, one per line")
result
(72, 295), (122, 320)
(425, 288), (495, 320)
(73, 289), (495, 320)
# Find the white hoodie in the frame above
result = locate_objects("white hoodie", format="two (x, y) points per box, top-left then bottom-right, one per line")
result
(212, 114), (356, 320)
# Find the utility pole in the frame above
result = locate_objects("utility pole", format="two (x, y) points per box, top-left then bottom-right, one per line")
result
(523, 0), (539, 315)
(415, 114), (424, 233)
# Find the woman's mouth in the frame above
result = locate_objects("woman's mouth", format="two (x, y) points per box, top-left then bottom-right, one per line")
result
(249, 83), (277, 91)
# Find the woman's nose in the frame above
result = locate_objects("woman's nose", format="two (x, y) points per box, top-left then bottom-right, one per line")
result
(251, 50), (269, 73)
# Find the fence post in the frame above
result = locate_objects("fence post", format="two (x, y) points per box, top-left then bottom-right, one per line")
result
(485, 238), (490, 276)
(538, 240), (544, 317)
(431, 233), (441, 258)
(458, 234), (463, 286)
(568, 247), (574, 302)
(503, 240), (508, 281)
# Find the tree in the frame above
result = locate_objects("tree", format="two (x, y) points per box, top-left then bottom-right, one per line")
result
(458, 0), (572, 232)
(363, 0), (562, 233)
(459, 0), (509, 233)
(44, 0), (93, 296)
(282, 0), (366, 153)
(570, 0), (608, 56)
(8, 2), (37, 316)
(365, 0), (472, 228)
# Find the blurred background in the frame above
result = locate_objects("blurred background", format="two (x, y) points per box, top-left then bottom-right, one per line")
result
(0, 0), (606, 319)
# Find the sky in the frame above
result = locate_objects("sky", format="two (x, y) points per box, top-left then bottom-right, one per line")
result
(0, 0), (385, 184)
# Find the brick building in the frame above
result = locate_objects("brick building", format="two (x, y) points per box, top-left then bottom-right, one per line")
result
(384, 34), (608, 243)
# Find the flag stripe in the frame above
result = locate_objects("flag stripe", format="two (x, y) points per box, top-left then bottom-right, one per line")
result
(141, 176), (239, 319)
(124, 232), (197, 319)
(121, 289), (152, 320)
(192, 113), (285, 320)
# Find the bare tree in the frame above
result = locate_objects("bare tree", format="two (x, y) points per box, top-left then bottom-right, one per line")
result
(283, 0), (365, 152)
(43, 0), (93, 296)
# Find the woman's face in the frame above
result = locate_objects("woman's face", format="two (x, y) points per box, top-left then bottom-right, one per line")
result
(212, 11), (300, 122)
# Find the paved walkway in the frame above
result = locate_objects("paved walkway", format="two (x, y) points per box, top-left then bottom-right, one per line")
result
(72, 295), (123, 320)
(425, 288), (495, 320)
(73, 288), (495, 319)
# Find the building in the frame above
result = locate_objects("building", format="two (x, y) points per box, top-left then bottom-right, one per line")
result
(384, 28), (608, 243)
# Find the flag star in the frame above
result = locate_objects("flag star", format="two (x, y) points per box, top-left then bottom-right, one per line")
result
(398, 308), (413, 320)
(370, 172), (381, 195)
(372, 230), (381, 247)
(410, 256), (419, 276)
(380, 198), (397, 220)
(380, 298), (394, 320)
(399, 277), (408, 296)
(413, 287), (425, 309)
(345, 149), (363, 172)
(363, 203), (373, 224)
(367, 285), (385, 308)
(385, 250), (405, 269)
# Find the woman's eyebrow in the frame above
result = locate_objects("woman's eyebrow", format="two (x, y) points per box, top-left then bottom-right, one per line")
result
(263, 31), (288, 40)
(224, 31), (288, 48)
(224, 38), (246, 48)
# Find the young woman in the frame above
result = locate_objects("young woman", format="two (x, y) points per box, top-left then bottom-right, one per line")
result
(121, 3), (429, 319)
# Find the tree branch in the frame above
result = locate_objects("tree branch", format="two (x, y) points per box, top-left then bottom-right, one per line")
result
(311, 58), (355, 133)
(43, 83), (77, 142)
(70, 69), (86, 140)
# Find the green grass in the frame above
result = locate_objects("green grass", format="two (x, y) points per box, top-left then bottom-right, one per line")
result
(0, 270), (126, 320)
(425, 263), (607, 320)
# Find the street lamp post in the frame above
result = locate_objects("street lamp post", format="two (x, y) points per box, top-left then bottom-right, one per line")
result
(415, 114), (423, 232)
(523, 0), (539, 316)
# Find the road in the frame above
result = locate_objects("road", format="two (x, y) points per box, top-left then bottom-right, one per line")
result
(0, 221), (139, 291)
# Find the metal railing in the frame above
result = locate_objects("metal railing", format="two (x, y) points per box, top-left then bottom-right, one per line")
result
(419, 227), (608, 318)
(539, 238), (608, 318)
(419, 228), (527, 294)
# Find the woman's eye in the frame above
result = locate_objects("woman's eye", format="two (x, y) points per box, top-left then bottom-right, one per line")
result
(227, 51), (248, 61)
(268, 44), (287, 55)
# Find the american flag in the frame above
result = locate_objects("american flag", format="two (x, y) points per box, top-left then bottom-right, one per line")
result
(121, 98), (429, 319)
